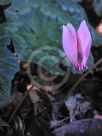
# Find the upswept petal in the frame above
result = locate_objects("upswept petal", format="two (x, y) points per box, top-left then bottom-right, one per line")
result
(77, 20), (92, 68)
(62, 24), (78, 68)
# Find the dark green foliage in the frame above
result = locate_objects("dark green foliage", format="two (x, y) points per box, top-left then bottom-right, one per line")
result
(93, 0), (102, 17)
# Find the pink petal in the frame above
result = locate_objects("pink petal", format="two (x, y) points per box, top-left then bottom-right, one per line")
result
(62, 24), (78, 68)
(77, 20), (92, 69)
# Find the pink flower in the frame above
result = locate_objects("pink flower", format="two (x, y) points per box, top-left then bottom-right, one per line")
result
(62, 20), (92, 70)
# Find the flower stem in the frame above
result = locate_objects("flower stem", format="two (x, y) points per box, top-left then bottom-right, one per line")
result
(64, 58), (102, 100)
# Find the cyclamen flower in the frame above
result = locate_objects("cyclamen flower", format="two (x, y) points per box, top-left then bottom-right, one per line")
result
(62, 20), (92, 70)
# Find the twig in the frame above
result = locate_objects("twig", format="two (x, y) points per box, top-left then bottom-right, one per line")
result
(8, 86), (34, 122)
(64, 58), (102, 100)
(51, 117), (70, 129)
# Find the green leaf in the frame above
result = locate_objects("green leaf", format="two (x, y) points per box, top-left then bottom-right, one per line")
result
(93, 0), (102, 16)
(0, 24), (19, 100)
(40, 3), (71, 24)
(0, 0), (11, 4)
(87, 53), (94, 69)
(5, 4), (70, 75)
